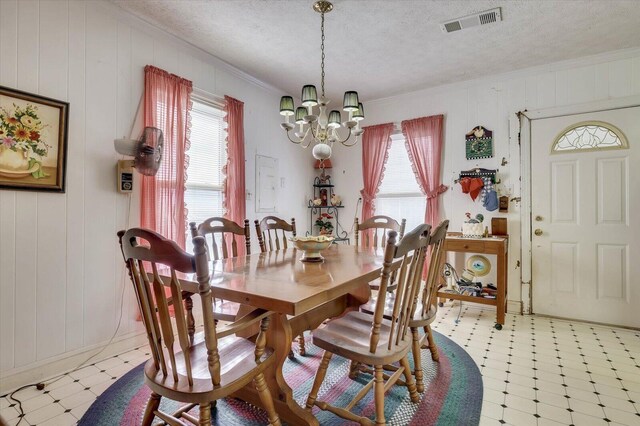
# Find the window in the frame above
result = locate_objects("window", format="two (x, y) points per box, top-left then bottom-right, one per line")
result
(375, 134), (426, 233)
(552, 121), (628, 153)
(184, 98), (227, 252)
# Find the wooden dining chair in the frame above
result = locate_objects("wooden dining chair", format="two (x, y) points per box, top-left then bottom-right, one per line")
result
(305, 224), (431, 425)
(358, 220), (449, 392)
(117, 228), (280, 426)
(410, 219), (449, 391)
(254, 216), (306, 358)
(355, 215), (407, 292)
(255, 216), (296, 252)
(354, 215), (406, 250)
(189, 217), (251, 322)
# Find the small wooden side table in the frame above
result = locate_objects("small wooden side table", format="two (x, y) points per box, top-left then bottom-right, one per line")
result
(437, 232), (508, 329)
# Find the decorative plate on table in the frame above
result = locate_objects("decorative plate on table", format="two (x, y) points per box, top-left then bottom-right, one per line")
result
(466, 255), (491, 277)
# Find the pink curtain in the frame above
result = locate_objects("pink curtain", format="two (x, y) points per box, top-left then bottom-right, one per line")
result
(141, 65), (193, 249)
(360, 123), (394, 246)
(222, 96), (247, 256)
(401, 115), (447, 227)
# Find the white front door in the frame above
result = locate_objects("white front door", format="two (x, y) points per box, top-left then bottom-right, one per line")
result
(531, 106), (640, 328)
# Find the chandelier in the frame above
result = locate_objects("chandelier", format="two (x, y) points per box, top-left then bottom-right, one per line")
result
(279, 0), (364, 161)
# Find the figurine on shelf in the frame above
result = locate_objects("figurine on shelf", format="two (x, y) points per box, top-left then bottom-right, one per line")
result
(330, 194), (342, 206)
(320, 188), (328, 206)
(312, 198), (322, 206)
(315, 213), (334, 236)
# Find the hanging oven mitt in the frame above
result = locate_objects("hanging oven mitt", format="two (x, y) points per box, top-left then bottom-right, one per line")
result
(468, 177), (484, 201)
(459, 177), (484, 201)
(483, 189), (499, 211)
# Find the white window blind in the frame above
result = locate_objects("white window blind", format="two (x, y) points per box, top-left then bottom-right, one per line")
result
(185, 99), (227, 252)
(376, 135), (426, 233)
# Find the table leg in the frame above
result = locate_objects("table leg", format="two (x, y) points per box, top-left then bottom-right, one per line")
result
(231, 287), (369, 425)
(233, 312), (318, 425)
(496, 249), (507, 326)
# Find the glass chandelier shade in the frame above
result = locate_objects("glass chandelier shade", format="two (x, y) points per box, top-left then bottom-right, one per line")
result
(328, 110), (341, 128)
(295, 107), (307, 124)
(342, 91), (359, 112)
(301, 85), (318, 107)
(353, 102), (365, 121)
(278, 1), (364, 157)
(279, 96), (295, 116)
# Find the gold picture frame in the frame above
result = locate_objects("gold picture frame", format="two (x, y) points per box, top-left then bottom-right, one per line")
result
(0, 85), (69, 192)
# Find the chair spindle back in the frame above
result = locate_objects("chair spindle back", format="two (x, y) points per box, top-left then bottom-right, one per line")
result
(118, 228), (222, 386)
(189, 217), (250, 260)
(369, 224), (431, 354)
(420, 220), (449, 317)
(255, 216), (296, 253)
(355, 215), (406, 249)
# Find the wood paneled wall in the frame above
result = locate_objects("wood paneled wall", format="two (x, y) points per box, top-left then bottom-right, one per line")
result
(0, 0), (312, 380)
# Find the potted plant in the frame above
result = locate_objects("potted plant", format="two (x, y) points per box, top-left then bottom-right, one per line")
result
(315, 213), (334, 236)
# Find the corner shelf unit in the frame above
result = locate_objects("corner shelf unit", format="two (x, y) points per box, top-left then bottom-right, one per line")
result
(307, 176), (349, 242)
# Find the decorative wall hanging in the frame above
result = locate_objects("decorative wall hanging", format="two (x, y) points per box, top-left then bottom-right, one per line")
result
(465, 125), (493, 160)
(0, 86), (69, 192)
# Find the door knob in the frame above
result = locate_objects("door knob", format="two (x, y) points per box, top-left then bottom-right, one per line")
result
(535, 215), (543, 222)
(534, 229), (543, 236)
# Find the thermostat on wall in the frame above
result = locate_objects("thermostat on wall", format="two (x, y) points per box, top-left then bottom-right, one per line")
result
(117, 160), (134, 193)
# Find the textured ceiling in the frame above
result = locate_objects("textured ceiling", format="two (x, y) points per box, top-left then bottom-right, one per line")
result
(112, 0), (640, 102)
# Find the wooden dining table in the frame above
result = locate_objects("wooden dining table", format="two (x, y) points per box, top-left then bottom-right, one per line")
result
(169, 243), (387, 426)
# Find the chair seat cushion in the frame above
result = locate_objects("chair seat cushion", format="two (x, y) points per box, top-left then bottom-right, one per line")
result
(144, 332), (273, 403)
(360, 293), (437, 326)
(311, 311), (412, 365)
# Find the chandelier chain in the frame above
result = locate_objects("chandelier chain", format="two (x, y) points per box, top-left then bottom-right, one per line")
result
(320, 10), (325, 98)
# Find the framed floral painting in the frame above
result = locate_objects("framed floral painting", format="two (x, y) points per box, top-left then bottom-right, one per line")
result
(0, 86), (69, 192)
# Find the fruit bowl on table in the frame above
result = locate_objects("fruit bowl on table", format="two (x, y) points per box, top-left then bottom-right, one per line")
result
(290, 235), (335, 262)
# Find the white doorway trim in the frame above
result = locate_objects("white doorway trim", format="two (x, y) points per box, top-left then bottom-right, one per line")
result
(513, 94), (640, 315)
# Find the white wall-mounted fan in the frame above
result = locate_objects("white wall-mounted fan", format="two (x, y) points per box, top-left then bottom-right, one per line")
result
(114, 127), (164, 192)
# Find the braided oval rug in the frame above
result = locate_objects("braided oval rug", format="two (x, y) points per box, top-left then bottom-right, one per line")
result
(79, 331), (482, 425)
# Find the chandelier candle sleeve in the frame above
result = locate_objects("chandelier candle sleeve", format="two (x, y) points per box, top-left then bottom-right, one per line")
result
(278, 0), (364, 157)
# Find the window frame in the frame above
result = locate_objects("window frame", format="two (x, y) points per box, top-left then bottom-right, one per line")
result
(184, 93), (227, 232)
(551, 120), (629, 154)
(375, 133), (426, 230)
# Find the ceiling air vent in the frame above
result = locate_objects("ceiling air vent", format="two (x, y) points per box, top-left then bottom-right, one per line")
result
(441, 7), (502, 33)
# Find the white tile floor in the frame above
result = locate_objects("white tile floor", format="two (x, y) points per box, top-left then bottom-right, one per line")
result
(1, 304), (639, 425)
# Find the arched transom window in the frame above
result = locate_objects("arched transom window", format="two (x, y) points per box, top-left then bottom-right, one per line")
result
(551, 121), (629, 153)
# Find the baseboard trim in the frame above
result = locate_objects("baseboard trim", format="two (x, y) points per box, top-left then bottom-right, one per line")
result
(507, 300), (523, 315)
(0, 331), (147, 394)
